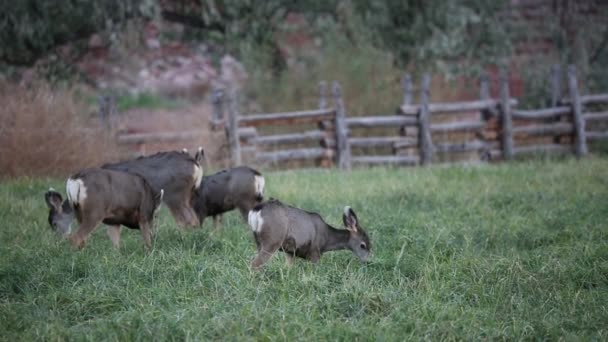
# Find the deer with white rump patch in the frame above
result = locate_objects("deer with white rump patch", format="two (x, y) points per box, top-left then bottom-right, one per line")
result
(190, 148), (265, 229)
(45, 168), (163, 249)
(247, 199), (371, 269)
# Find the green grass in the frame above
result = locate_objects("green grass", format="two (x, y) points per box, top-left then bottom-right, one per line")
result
(1, 158), (607, 340)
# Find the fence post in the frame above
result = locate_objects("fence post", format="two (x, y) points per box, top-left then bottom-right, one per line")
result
(550, 64), (562, 144)
(567, 65), (588, 157)
(479, 72), (493, 161)
(401, 73), (413, 106)
(550, 64), (562, 107)
(98, 95), (116, 130)
(333, 81), (351, 170)
(418, 73), (433, 165)
(211, 86), (224, 130)
(226, 88), (242, 166)
(319, 81), (327, 109)
(499, 68), (514, 160)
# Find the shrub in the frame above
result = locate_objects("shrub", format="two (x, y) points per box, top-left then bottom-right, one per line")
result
(0, 82), (121, 178)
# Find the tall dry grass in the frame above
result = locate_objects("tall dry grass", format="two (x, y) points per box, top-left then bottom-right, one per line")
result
(0, 82), (122, 179)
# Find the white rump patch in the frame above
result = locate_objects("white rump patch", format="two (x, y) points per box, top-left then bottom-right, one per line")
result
(254, 175), (265, 197)
(66, 178), (87, 206)
(344, 206), (352, 216)
(248, 210), (264, 233)
(182, 148), (188, 153)
(155, 189), (164, 214)
(193, 164), (203, 189)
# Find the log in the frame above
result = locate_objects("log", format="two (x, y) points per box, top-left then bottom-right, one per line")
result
(400, 98), (518, 115)
(500, 69), (514, 160)
(479, 72), (497, 119)
(349, 136), (417, 148)
(254, 130), (325, 146)
(238, 127), (257, 140)
(584, 111), (608, 122)
(561, 94), (608, 105)
(211, 87), (225, 124)
(227, 88), (242, 165)
(210, 119), (225, 130)
(117, 130), (200, 144)
(430, 121), (483, 133)
(550, 64), (562, 107)
(401, 73), (413, 107)
(346, 115), (418, 128)
(256, 148), (333, 163)
(586, 131), (608, 141)
(351, 155), (418, 166)
(567, 65), (588, 157)
(318, 120), (334, 131)
(239, 108), (335, 127)
(581, 94), (608, 105)
(318, 81), (328, 109)
(512, 122), (573, 136)
(393, 139), (419, 149)
(511, 106), (571, 120)
(419, 74), (433, 165)
(434, 140), (487, 153)
(513, 144), (572, 155)
(240, 146), (257, 155)
(333, 81), (351, 170)
(318, 81), (332, 131)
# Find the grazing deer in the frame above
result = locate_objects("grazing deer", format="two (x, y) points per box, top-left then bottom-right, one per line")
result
(191, 148), (265, 230)
(45, 168), (163, 249)
(247, 199), (371, 269)
(101, 150), (203, 228)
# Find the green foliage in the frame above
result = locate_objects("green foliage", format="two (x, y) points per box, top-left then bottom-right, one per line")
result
(350, 0), (512, 76)
(0, 0), (149, 65)
(1, 158), (608, 339)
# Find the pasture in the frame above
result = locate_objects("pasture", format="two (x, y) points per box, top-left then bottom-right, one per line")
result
(1, 158), (607, 340)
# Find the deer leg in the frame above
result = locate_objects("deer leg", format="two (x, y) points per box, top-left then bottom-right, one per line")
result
(106, 225), (121, 249)
(308, 251), (321, 264)
(139, 221), (153, 250)
(285, 254), (295, 267)
(213, 215), (222, 230)
(250, 241), (281, 270)
(182, 206), (200, 228)
(69, 216), (102, 250)
(238, 206), (249, 221)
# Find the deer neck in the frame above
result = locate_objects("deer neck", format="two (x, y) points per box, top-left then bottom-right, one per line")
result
(322, 225), (351, 253)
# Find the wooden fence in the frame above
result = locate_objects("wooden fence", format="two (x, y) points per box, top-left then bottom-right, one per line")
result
(214, 65), (608, 170)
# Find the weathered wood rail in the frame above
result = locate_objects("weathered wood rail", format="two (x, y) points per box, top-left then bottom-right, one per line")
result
(214, 64), (608, 170)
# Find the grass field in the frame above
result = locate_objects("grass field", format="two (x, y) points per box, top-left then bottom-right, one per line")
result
(1, 158), (607, 340)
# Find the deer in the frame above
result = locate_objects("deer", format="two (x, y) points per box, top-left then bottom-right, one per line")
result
(247, 199), (371, 269)
(191, 148), (265, 230)
(45, 168), (163, 249)
(101, 150), (203, 228)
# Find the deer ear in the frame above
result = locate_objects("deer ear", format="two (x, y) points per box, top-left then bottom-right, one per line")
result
(343, 206), (358, 232)
(195, 147), (205, 165)
(45, 189), (63, 211)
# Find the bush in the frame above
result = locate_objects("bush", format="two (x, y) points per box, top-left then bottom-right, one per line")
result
(0, 82), (121, 178)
